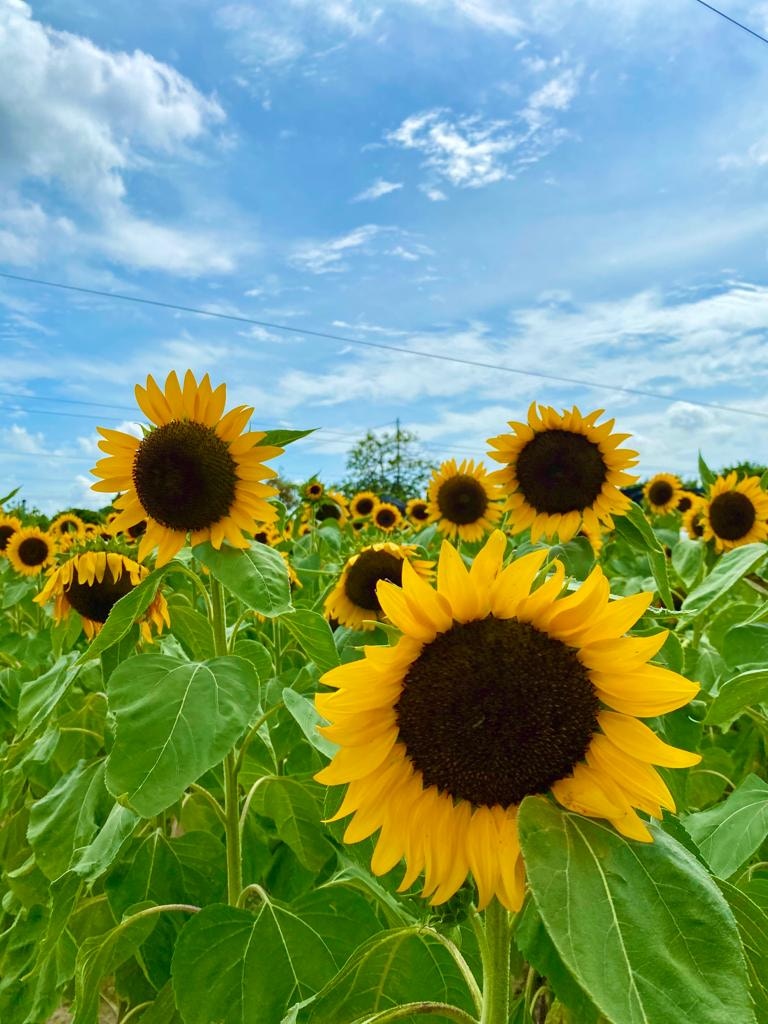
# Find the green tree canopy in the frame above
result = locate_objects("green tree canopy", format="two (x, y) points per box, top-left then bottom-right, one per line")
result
(342, 425), (435, 501)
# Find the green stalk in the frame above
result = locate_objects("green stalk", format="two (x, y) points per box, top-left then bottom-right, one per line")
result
(210, 575), (243, 906)
(479, 899), (512, 1024)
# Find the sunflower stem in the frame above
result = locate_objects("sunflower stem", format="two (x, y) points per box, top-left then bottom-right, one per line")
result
(210, 575), (243, 905)
(479, 899), (512, 1024)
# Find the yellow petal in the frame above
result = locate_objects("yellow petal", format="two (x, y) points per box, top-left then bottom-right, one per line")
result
(436, 541), (479, 622)
(489, 548), (549, 619)
(598, 711), (701, 768)
(551, 762), (624, 818)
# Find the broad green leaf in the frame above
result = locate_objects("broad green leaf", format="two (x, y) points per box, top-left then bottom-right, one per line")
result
(705, 669), (768, 724)
(613, 502), (673, 608)
(172, 900), (336, 1024)
(291, 884), (384, 968)
(194, 541), (292, 616)
(27, 760), (110, 879)
(684, 775), (768, 878)
(72, 904), (159, 1024)
(72, 803), (140, 881)
(672, 538), (705, 590)
(718, 880), (768, 1022)
(259, 428), (315, 447)
(681, 544), (767, 619)
(233, 638), (273, 681)
(291, 927), (478, 1024)
(106, 655), (260, 817)
(282, 687), (338, 758)
(250, 777), (334, 872)
(518, 796), (755, 1024)
(168, 605), (215, 661)
(78, 566), (171, 662)
(17, 654), (80, 735)
(135, 980), (182, 1024)
(724, 623), (768, 667)
(280, 609), (340, 673)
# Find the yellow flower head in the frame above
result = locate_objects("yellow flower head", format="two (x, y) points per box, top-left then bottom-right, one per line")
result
(0, 514), (22, 556)
(702, 473), (768, 552)
(7, 527), (55, 576)
(426, 459), (502, 542)
(316, 531), (700, 913)
(373, 502), (403, 533)
(350, 491), (379, 519)
(406, 498), (430, 527)
(643, 473), (683, 515)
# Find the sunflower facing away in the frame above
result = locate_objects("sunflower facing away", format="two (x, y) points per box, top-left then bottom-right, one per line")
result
(426, 459), (502, 542)
(91, 371), (283, 566)
(406, 498), (430, 527)
(643, 473), (683, 515)
(36, 551), (169, 642)
(373, 502), (403, 533)
(0, 514), (22, 556)
(324, 542), (433, 630)
(316, 531), (700, 912)
(350, 491), (379, 519)
(6, 527), (55, 576)
(488, 404), (638, 543)
(702, 472), (768, 552)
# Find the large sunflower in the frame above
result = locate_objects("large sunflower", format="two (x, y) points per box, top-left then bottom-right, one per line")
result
(35, 551), (169, 642)
(316, 531), (699, 912)
(426, 459), (502, 542)
(488, 404), (638, 543)
(0, 514), (22, 556)
(643, 473), (683, 515)
(91, 371), (283, 566)
(6, 527), (55, 576)
(702, 473), (768, 552)
(350, 491), (379, 519)
(324, 542), (433, 631)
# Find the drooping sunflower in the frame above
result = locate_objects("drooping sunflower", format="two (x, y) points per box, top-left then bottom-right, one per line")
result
(0, 514), (22, 556)
(643, 473), (683, 515)
(426, 459), (502, 542)
(373, 502), (403, 533)
(316, 531), (700, 912)
(406, 498), (430, 527)
(91, 371), (283, 567)
(702, 473), (768, 552)
(49, 512), (86, 541)
(6, 527), (55, 576)
(324, 542), (433, 630)
(35, 551), (169, 642)
(350, 491), (379, 519)
(683, 501), (706, 539)
(488, 404), (638, 543)
(311, 493), (349, 528)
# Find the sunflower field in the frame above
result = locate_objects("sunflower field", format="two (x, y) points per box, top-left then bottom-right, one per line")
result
(2, 370), (768, 1024)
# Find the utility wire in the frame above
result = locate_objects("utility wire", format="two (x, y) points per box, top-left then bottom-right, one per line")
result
(692, 0), (768, 47)
(1, 270), (766, 421)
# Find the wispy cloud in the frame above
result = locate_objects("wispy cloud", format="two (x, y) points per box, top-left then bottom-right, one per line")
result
(288, 224), (383, 273)
(352, 178), (403, 202)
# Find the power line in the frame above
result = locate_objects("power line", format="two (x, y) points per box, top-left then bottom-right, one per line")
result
(0, 390), (135, 412)
(1, 270), (766, 421)
(692, 0), (768, 47)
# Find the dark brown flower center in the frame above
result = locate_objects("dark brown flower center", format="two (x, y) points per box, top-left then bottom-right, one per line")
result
(709, 491), (756, 541)
(516, 430), (607, 514)
(648, 480), (674, 507)
(354, 497), (376, 516)
(344, 550), (404, 611)
(410, 501), (429, 521)
(437, 475), (489, 525)
(375, 507), (398, 529)
(57, 518), (79, 533)
(0, 525), (16, 551)
(677, 494), (693, 513)
(132, 421), (238, 532)
(396, 617), (599, 808)
(127, 520), (147, 539)
(65, 561), (136, 623)
(316, 501), (342, 521)
(17, 537), (50, 566)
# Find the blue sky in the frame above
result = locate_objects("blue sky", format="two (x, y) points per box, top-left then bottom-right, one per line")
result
(2, 0), (768, 512)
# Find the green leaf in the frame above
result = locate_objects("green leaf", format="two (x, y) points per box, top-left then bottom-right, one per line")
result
(172, 900), (336, 1024)
(233, 638), (273, 681)
(684, 774), (768, 879)
(671, 538), (705, 590)
(724, 623), (768, 667)
(250, 777), (334, 872)
(613, 502), (674, 608)
(280, 609), (340, 673)
(17, 654), (80, 735)
(194, 542), (292, 616)
(291, 884), (384, 968)
(705, 669), (768, 725)
(72, 904), (159, 1024)
(718, 880), (768, 1022)
(78, 565), (170, 662)
(168, 605), (215, 661)
(0, 485), (20, 505)
(699, 451), (716, 487)
(681, 544), (768, 619)
(72, 803), (141, 882)
(259, 428), (315, 448)
(518, 796), (755, 1024)
(106, 655), (260, 817)
(282, 687), (337, 758)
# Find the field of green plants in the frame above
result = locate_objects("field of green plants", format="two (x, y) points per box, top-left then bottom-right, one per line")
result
(2, 370), (768, 1024)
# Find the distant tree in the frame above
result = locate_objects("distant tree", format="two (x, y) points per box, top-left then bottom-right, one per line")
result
(718, 460), (767, 481)
(342, 424), (435, 501)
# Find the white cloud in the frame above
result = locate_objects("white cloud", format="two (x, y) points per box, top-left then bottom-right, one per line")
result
(352, 178), (403, 202)
(0, 1), (235, 276)
(420, 185), (448, 201)
(288, 224), (383, 273)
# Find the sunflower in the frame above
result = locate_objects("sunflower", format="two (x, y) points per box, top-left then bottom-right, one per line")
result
(304, 480), (325, 501)
(350, 491), (379, 519)
(676, 491), (698, 514)
(35, 551), (169, 642)
(312, 493), (349, 528)
(488, 404), (638, 543)
(373, 502), (403, 533)
(6, 527), (55, 576)
(0, 514), (22, 556)
(643, 473), (683, 515)
(682, 501), (706, 539)
(702, 473), (768, 552)
(406, 498), (430, 527)
(324, 542), (433, 630)
(251, 522), (281, 546)
(49, 512), (86, 540)
(316, 531), (699, 912)
(426, 459), (502, 542)
(90, 371), (283, 567)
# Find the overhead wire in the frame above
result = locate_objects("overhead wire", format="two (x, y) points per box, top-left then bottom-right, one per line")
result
(692, 0), (768, 47)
